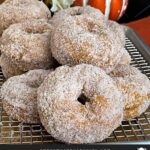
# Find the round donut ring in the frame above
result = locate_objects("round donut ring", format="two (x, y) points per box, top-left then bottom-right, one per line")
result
(0, 0), (51, 35)
(37, 64), (123, 143)
(1, 69), (51, 124)
(51, 6), (126, 73)
(0, 19), (54, 78)
(110, 64), (150, 120)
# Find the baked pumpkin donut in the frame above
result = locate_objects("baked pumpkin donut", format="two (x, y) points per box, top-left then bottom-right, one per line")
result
(51, 6), (126, 73)
(37, 64), (123, 143)
(0, 19), (54, 78)
(0, 0), (51, 35)
(110, 64), (150, 120)
(1, 69), (51, 124)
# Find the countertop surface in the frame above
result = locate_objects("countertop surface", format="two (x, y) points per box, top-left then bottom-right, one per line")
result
(126, 16), (150, 48)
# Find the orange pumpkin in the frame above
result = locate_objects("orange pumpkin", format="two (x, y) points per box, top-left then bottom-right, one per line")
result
(74, 0), (129, 20)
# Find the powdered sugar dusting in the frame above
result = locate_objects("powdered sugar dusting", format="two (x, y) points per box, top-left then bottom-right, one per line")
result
(110, 64), (150, 120)
(0, 0), (51, 35)
(37, 64), (123, 143)
(0, 19), (54, 78)
(51, 6), (126, 73)
(1, 69), (51, 123)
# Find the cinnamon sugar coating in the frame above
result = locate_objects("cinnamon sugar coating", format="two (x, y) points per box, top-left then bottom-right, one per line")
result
(0, 19), (54, 78)
(107, 21), (131, 65)
(110, 64), (150, 120)
(0, 53), (24, 79)
(50, 6), (105, 27)
(51, 6), (126, 73)
(107, 20), (126, 48)
(1, 69), (51, 124)
(0, 0), (51, 35)
(37, 64), (123, 143)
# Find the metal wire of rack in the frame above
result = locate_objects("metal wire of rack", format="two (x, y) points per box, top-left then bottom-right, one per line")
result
(0, 37), (150, 144)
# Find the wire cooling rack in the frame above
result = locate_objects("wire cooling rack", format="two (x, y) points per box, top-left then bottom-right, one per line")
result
(0, 29), (150, 144)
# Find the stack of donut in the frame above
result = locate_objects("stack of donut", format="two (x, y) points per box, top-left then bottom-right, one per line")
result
(0, 1), (150, 144)
(0, 0), (54, 78)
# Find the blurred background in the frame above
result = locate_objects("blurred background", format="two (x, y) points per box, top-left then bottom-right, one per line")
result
(0, 0), (149, 46)
(0, 0), (149, 22)
(119, 0), (150, 23)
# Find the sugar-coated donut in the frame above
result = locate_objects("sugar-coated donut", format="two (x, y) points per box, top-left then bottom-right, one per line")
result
(37, 64), (123, 143)
(108, 22), (131, 66)
(0, 19), (54, 78)
(110, 64), (150, 120)
(107, 20), (126, 48)
(0, 54), (24, 79)
(1, 69), (51, 124)
(0, 0), (51, 35)
(107, 21), (131, 65)
(51, 6), (126, 73)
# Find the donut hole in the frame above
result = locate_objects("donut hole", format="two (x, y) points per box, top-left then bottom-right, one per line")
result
(78, 94), (90, 105)
(26, 81), (41, 89)
(87, 22), (95, 32)
(71, 10), (82, 16)
(86, 22), (102, 34)
(5, 0), (32, 5)
(75, 12), (82, 16)
(25, 28), (45, 34)
(85, 20), (106, 34)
